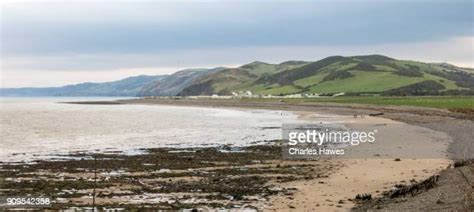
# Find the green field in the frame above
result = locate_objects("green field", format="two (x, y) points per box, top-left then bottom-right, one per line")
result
(306, 71), (421, 93)
(242, 96), (474, 109)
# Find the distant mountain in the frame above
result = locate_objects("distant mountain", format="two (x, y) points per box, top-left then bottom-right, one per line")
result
(430, 62), (474, 73)
(1, 75), (167, 97)
(179, 55), (474, 96)
(138, 67), (225, 96)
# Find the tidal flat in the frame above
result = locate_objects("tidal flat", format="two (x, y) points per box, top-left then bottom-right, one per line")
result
(0, 143), (342, 210)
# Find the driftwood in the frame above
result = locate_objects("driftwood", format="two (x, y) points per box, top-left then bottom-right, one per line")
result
(368, 112), (384, 117)
(454, 159), (474, 168)
(389, 174), (440, 198)
(355, 193), (372, 201)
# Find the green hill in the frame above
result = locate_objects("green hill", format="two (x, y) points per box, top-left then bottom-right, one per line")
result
(180, 55), (474, 96)
(5, 55), (472, 97)
(180, 68), (257, 95)
(179, 61), (309, 96)
(138, 67), (225, 96)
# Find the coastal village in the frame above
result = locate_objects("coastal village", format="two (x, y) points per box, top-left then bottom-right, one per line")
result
(143, 91), (346, 99)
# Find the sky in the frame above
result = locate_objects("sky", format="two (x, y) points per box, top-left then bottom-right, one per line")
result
(1, 0), (473, 88)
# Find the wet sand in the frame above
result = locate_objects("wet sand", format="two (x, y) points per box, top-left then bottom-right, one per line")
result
(113, 98), (473, 159)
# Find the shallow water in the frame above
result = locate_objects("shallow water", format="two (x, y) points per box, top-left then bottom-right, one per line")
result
(0, 97), (301, 162)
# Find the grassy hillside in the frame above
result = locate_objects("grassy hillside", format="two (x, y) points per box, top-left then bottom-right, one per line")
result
(179, 55), (474, 96)
(180, 68), (258, 95)
(138, 68), (224, 96)
(8, 55), (471, 97)
(179, 61), (309, 96)
(239, 61), (309, 75)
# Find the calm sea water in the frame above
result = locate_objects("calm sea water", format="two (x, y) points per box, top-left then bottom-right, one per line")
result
(0, 97), (301, 162)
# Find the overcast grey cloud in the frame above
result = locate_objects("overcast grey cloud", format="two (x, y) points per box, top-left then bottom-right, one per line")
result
(1, 0), (473, 87)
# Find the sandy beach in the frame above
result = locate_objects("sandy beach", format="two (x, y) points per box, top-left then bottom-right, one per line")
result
(0, 98), (472, 210)
(114, 98), (473, 211)
(268, 159), (450, 211)
(263, 111), (452, 211)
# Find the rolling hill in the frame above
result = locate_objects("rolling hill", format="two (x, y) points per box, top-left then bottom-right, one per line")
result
(138, 67), (225, 96)
(3, 55), (473, 97)
(178, 55), (474, 96)
(1, 75), (167, 97)
(179, 60), (309, 96)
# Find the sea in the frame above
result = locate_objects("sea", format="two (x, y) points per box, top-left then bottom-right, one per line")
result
(0, 97), (301, 162)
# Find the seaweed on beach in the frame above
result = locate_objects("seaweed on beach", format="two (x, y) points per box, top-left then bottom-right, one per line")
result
(0, 144), (337, 210)
(352, 175), (448, 211)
